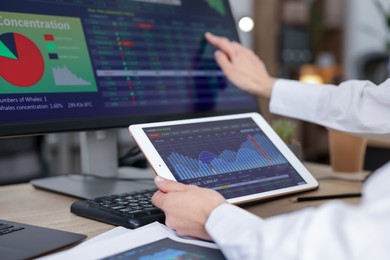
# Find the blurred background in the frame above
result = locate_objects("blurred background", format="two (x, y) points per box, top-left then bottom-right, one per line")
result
(231, 0), (390, 172)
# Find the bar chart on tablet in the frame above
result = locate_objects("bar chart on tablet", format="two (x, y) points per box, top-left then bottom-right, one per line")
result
(145, 118), (289, 180)
(167, 133), (288, 180)
(145, 117), (307, 199)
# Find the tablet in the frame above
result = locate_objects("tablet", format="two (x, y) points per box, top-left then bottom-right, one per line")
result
(129, 113), (318, 204)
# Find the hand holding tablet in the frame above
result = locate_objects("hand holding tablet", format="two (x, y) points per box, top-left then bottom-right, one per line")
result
(129, 113), (318, 204)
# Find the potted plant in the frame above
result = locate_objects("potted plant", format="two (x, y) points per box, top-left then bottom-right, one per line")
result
(272, 119), (302, 160)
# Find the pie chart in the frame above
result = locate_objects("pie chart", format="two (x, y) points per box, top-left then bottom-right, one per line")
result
(0, 32), (45, 87)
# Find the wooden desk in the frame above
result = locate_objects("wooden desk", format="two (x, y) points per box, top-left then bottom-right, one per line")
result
(245, 163), (365, 217)
(0, 163), (366, 241)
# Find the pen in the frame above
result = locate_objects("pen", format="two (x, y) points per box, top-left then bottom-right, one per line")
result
(291, 193), (362, 202)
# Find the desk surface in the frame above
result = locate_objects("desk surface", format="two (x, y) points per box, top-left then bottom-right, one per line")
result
(0, 163), (365, 241)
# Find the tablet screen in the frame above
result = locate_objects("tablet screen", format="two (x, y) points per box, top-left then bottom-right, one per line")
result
(143, 117), (307, 199)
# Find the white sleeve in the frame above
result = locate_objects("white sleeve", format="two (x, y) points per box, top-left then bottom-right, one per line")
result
(205, 163), (390, 260)
(269, 79), (390, 141)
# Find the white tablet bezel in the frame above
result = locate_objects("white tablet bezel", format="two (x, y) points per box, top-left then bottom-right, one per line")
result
(129, 112), (318, 204)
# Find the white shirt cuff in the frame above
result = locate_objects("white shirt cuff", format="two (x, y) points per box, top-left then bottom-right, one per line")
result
(270, 79), (326, 123)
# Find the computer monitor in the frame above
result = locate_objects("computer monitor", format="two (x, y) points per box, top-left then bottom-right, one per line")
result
(0, 0), (258, 198)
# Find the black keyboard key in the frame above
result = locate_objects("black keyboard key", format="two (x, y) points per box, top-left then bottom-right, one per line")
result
(144, 207), (163, 215)
(126, 210), (148, 218)
(0, 223), (25, 236)
(0, 224), (13, 230)
(11, 227), (25, 232)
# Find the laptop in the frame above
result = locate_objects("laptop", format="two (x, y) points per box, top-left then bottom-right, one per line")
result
(129, 113), (318, 205)
(0, 219), (86, 260)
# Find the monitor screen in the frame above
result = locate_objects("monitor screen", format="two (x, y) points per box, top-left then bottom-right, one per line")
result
(0, 0), (258, 137)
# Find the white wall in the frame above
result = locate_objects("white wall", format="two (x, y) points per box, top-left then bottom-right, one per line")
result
(344, 0), (389, 79)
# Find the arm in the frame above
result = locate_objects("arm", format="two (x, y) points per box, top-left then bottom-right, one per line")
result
(153, 163), (390, 260)
(207, 162), (390, 260)
(207, 194), (390, 260)
(206, 33), (390, 141)
(270, 79), (390, 140)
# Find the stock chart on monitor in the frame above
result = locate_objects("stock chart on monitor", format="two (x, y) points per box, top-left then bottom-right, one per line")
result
(144, 118), (307, 199)
(0, 0), (257, 134)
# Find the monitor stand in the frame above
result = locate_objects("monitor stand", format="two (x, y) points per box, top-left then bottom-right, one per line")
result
(31, 129), (155, 199)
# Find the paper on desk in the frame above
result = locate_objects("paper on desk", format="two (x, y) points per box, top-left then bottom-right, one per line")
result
(37, 222), (225, 260)
(74, 226), (130, 248)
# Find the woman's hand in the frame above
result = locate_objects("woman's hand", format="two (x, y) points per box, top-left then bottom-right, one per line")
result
(205, 32), (276, 99)
(152, 176), (226, 240)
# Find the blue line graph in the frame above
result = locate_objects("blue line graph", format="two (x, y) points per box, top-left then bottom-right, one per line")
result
(168, 134), (287, 180)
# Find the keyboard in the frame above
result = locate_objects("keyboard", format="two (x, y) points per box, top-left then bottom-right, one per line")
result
(70, 188), (165, 229)
(0, 222), (24, 236)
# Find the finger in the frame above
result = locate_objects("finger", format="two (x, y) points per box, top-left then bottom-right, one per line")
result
(151, 190), (165, 208)
(231, 41), (247, 53)
(214, 51), (234, 75)
(205, 32), (236, 58)
(154, 176), (188, 193)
